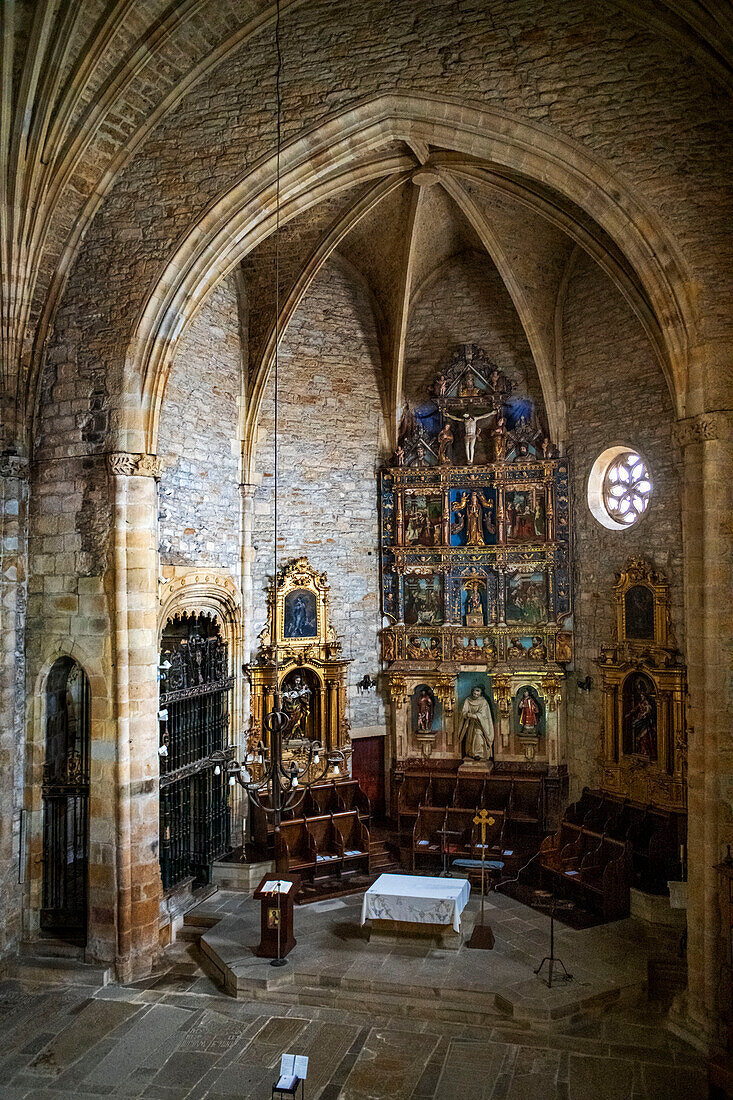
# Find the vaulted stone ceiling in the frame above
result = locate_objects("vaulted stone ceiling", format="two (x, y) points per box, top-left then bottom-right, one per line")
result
(1, 0), (729, 450)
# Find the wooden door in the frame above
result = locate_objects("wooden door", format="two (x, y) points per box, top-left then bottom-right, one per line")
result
(351, 736), (385, 818)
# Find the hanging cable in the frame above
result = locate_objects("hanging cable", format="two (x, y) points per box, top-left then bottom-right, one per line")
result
(273, 0), (282, 694)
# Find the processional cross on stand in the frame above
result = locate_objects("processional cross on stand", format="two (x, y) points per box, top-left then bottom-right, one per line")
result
(467, 809), (496, 950)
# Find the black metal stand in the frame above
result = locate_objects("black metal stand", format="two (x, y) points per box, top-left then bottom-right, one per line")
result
(438, 826), (454, 877)
(534, 897), (572, 988)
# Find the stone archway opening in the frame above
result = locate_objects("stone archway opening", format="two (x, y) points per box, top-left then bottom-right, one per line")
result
(41, 656), (91, 945)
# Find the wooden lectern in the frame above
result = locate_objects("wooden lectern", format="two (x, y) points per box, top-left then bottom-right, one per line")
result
(253, 873), (300, 960)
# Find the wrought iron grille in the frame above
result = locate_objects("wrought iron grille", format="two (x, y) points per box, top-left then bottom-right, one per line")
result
(42, 657), (90, 942)
(158, 616), (235, 891)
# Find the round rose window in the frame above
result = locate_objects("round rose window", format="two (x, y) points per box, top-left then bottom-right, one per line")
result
(588, 445), (653, 531)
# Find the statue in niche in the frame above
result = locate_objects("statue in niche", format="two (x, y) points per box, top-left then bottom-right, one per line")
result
(460, 686), (495, 761)
(624, 675), (657, 759)
(437, 422), (454, 464)
(445, 410), (494, 464)
(490, 411), (507, 462)
(507, 637), (525, 658)
(463, 579), (484, 627)
(281, 673), (312, 738)
(527, 636), (547, 661)
(416, 688), (435, 733)
(452, 491), (494, 546)
(459, 372), (480, 397)
(517, 689), (541, 734)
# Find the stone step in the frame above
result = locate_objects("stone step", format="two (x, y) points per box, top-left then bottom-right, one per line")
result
(7, 954), (113, 987)
(291, 986), (520, 1028)
(298, 969), (509, 1015)
(234, 970), (522, 1028)
(20, 938), (84, 960)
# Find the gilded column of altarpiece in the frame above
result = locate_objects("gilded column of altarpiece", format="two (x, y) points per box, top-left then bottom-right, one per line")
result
(378, 345), (573, 778)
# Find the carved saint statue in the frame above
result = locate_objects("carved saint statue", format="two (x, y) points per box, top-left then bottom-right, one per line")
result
(528, 636), (547, 661)
(517, 689), (540, 733)
(460, 686), (494, 761)
(490, 411), (507, 462)
(452, 491), (494, 546)
(629, 679), (656, 758)
(445, 410), (494, 464)
(416, 688), (434, 733)
(282, 674), (311, 738)
(463, 578), (484, 626)
(437, 422), (454, 464)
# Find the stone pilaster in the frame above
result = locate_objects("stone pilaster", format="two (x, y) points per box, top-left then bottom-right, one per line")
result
(0, 453), (29, 959)
(107, 452), (162, 980)
(674, 411), (733, 1044)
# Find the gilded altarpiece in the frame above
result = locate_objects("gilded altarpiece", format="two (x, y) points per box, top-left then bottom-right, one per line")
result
(379, 345), (573, 777)
(596, 558), (687, 811)
(245, 558), (352, 759)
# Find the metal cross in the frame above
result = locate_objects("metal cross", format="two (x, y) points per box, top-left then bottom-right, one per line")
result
(473, 808), (496, 847)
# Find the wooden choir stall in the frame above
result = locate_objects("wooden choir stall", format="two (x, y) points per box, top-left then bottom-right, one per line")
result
(540, 558), (687, 920)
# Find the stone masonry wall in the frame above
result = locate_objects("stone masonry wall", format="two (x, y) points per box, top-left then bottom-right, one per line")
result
(43, 0), (730, 446)
(158, 275), (243, 576)
(0, 461), (29, 959)
(562, 249), (684, 798)
(405, 252), (545, 427)
(251, 260), (387, 737)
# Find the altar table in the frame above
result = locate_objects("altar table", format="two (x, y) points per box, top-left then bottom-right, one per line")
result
(360, 873), (471, 934)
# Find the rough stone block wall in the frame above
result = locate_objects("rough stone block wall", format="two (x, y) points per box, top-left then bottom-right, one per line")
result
(562, 250), (684, 798)
(158, 275), (243, 575)
(0, 463), (28, 958)
(404, 252), (545, 425)
(251, 260), (387, 737)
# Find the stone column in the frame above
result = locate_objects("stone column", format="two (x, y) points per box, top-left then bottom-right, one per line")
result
(107, 452), (163, 981)
(0, 453), (29, 959)
(675, 412), (733, 1044)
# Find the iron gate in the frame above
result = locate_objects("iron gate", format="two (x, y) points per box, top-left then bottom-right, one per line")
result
(41, 657), (90, 942)
(158, 615), (235, 891)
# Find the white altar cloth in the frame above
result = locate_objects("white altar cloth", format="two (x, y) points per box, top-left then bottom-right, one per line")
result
(360, 873), (471, 934)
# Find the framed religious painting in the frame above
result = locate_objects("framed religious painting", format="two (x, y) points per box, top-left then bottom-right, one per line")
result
(283, 588), (318, 640)
(403, 575), (444, 626)
(403, 494), (443, 547)
(505, 488), (545, 544)
(506, 571), (547, 625)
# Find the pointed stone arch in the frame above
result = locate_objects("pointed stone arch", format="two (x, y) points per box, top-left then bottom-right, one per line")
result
(130, 93), (697, 455)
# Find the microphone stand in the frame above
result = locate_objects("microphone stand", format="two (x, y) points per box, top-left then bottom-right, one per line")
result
(491, 848), (573, 988)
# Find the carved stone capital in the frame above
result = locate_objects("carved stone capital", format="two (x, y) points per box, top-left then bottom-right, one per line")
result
(0, 453), (29, 479)
(107, 452), (163, 478)
(136, 453), (164, 478)
(674, 411), (731, 448)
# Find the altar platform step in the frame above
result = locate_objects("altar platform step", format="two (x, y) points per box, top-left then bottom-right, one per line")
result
(191, 888), (651, 1032)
